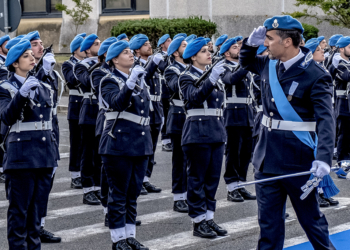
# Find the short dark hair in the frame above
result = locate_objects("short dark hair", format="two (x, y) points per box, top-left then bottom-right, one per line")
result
(183, 57), (193, 65)
(98, 54), (105, 63)
(8, 58), (19, 73)
(276, 30), (301, 48)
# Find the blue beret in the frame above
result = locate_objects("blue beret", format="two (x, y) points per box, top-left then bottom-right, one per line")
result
(304, 41), (320, 54)
(305, 38), (318, 45)
(5, 39), (31, 67)
(183, 37), (207, 59)
(205, 38), (211, 44)
(220, 38), (237, 55)
(80, 34), (99, 52)
(167, 36), (186, 56)
(5, 35), (26, 50)
(185, 34), (197, 44)
(98, 37), (118, 56)
(129, 34), (139, 44)
(264, 15), (304, 34)
(129, 34), (149, 50)
(174, 33), (187, 39)
(329, 34), (343, 47)
(336, 36), (350, 48)
(117, 33), (127, 41)
(157, 34), (170, 47)
(215, 34), (228, 46)
(70, 35), (85, 53)
(301, 34), (305, 41)
(77, 33), (86, 38)
(106, 40), (129, 62)
(317, 36), (325, 42)
(235, 36), (243, 42)
(22, 31), (41, 41)
(257, 45), (268, 55)
(0, 35), (10, 46)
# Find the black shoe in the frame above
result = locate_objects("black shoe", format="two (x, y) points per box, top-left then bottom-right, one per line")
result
(140, 185), (148, 195)
(39, 227), (61, 243)
(318, 195), (330, 207)
(94, 189), (102, 201)
(193, 220), (217, 239)
(284, 213), (289, 219)
(143, 182), (162, 193)
(112, 239), (132, 250)
(227, 190), (244, 202)
(206, 219), (227, 236)
(0, 172), (5, 183)
(136, 220), (141, 226)
(321, 193), (339, 206)
(70, 177), (82, 189)
(238, 187), (256, 200)
(105, 214), (109, 227)
(173, 200), (189, 213)
(83, 191), (101, 205)
(126, 237), (149, 250)
(162, 143), (173, 152)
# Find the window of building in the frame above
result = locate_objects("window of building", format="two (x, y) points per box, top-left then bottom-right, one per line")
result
(102, 0), (149, 15)
(20, 0), (62, 17)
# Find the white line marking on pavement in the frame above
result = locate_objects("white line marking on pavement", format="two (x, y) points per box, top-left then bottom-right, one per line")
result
(54, 177), (71, 184)
(60, 152), (70, 159)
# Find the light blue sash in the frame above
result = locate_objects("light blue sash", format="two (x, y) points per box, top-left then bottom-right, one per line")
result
(268, 60), (318, 158)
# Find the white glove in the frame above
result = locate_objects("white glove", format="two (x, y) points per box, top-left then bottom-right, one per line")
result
(332, 53), (342, 68)
(209, 60), (225, 84)
(153, 53), (164, 65)
(126, 65), (146, 89)
(310, 160), (331, 178)
(19, 76), (40, 98)
(43, 53), (56, 73)
(247, 26), (267, 46)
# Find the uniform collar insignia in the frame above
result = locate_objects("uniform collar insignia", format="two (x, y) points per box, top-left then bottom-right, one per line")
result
(11, 81), (18, 88)
(300, 51), (313, 69)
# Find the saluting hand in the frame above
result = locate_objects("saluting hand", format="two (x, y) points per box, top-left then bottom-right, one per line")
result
(209, 60), (225, 84)
(19, 76), (40, 98)
(310, 160), (331, 178)
(153, 53), (164, 65)
(247, 26), (266, 46)
(127, 65), (147, 89)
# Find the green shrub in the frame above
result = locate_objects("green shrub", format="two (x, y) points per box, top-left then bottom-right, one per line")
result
(111, 16), (217, 48)
(302, 23), (319, 41)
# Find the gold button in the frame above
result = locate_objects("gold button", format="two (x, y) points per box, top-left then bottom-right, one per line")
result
(141, 110), (144, 114)
(271, 98), (275, 102)
(141, 99), (144, 102)
(270, 112), (273, 116)
(215, 89), (218, 92)
(154, 84), (157, 86)
(153, 76), (155, 78)
(142, 132), (145, 135)
(42, 137), (46, 141)
(247, 86), (249, 89)
(40, 114), (43, 118)
(17, 138), (20, 141)
(37, 104), (41, 107)
(268, 128), (271, 132)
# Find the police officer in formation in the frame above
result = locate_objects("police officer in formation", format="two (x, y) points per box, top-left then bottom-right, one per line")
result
(0, 35), (10, 81)
(212, 34), (228, 62)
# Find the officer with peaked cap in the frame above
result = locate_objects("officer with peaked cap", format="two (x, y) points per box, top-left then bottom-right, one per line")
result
(99, 40), (152, 250)
(164, 36), (189, 213)
(74, 33), (102, 205)
(180, 37), (228, 238)
(0, 39), (58, 250)
(157, 34), (174, 152)
(130, 34), (164, 195)
(61, 33), (86, 190)
(219, 37), (256, 202)
(240, 15), (335, 249)
(0, 35), (10, 80)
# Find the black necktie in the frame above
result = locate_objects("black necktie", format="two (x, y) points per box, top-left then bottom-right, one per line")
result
(278, 63), (285, 79)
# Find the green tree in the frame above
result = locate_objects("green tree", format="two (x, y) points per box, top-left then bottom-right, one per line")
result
(55, 0), (93, 36)
(302, 23), (319, 40)
(288, 0), (350, 29)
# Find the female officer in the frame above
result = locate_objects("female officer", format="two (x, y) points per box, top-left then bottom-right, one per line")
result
(99, 40), (152, 250)
(179, 37), (227, 238)
(0, 39), (58, 250)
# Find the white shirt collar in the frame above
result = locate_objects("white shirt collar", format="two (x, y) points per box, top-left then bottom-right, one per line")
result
(280, 49), (304, 71)
(117, 69), (129, 79)
(74, 56), (81, 62)
(82, 56), (98, 63)
(14, 74), (26, 84)
(175, 60), (186, 68)
(229, 60), (238, 65)
(0, 54), (7, 59)
(192, 65), (204, 74)
(140, 58), (147, 64)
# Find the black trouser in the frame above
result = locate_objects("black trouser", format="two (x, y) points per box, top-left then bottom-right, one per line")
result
(97, 135), (108, 208)
(183, 143), (224, 219)
(40, 171), (56, 218)
(6, 168), (52, 250)
(102, 155), (148, 229)
(224, 126), (253, 184)
(170, 134), (187, 194)
(145, 123), (162, 178)
(68, 119), (82, 172)
(161, 98), (171, 141)
(336, 116), (350, 161)
(80, 124), (102, 188)
(255, 170), (335, 250)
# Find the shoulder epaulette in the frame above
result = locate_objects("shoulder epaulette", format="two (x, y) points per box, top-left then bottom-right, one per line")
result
(184, 71), (199, 80)
(168, 66), (181, 76)
(0, 81), (18, 98)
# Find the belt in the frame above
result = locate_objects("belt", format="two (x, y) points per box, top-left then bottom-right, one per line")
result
(105, 111), (150, 126)
(261, 114), (316, 132)
(336, 90), (346, 96)
(226, 97), (252, 104)
(170, 99), (184, 107)
(53, 107), (57, 115)
(69, 89), (83, 96)
(83, 92), (97, 99)
(150, 95), (161, 102)
(10, 120), (53, 133)
(256, 105), (263, 112)
(186, 108), (223, 118)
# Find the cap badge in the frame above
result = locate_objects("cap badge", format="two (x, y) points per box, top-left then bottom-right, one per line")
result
(272, 19), (279, 28)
